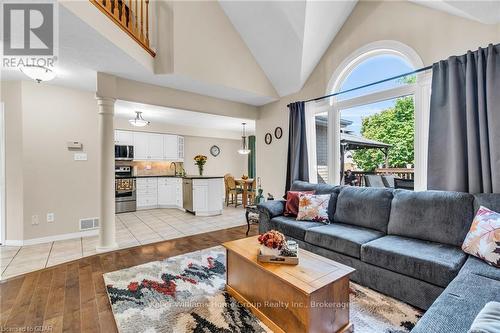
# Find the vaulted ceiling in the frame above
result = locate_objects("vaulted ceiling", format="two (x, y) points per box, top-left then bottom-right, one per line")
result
(410, 0), (500, 24)
(219, 0), (357, 97)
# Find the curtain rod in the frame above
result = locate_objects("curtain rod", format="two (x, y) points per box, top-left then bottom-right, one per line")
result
(287, 65), (433, 107)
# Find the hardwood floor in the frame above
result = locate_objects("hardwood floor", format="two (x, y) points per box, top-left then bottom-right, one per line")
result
(0, 225), (258, 333)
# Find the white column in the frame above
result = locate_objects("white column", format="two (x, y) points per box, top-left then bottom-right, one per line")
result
(96, 97), (118, 252)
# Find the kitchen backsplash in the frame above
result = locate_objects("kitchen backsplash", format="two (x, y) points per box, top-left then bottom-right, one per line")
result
(116, 161), (184, 176)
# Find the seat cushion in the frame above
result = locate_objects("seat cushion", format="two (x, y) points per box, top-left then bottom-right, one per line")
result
(305, 223), (384, 258)
(290, 181), (343, 221)
(388, 190), (474, 247)
(460, 256), (500, 281)
(411, 273), (500, 333)
(334, 187), (393, 233)
(269, 216), (324, 241)
(361, 235), (467, 287)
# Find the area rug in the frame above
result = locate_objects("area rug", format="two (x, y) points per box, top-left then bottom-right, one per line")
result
(104, 246), (422, 333)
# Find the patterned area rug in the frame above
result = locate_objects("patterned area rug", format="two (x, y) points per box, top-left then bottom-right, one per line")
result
(104, 246), (422, 333)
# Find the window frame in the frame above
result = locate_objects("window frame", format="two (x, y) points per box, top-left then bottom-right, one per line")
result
(311, 41), (431, 190)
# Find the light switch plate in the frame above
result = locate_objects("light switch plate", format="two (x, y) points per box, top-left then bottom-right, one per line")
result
(74, 153), (87, 161)
(47, 213), (55, 223)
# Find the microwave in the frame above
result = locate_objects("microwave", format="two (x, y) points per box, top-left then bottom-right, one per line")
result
(115, 145), (134, 160)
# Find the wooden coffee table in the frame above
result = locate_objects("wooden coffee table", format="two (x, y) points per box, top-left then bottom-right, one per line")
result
(223, 236), (355, 333)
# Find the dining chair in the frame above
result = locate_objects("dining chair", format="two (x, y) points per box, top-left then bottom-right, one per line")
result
(246, 178), (256, 205)
(224, 174), (243, 207)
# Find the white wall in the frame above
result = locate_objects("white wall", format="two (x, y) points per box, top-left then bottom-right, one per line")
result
(256, 0), (500, 198)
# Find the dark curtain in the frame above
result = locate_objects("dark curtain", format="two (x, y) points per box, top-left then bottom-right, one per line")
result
(285, 101), (309, 192)
(248, 135), (256, 178)
(428, 44), (500, 193)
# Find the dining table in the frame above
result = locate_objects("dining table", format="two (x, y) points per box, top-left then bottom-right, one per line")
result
(234, 178), (255, 208)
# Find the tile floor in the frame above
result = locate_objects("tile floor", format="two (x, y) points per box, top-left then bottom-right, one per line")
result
(0, 206), (248, 280)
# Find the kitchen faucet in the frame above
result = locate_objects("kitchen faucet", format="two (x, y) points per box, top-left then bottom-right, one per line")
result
(170, 162), (177, 176)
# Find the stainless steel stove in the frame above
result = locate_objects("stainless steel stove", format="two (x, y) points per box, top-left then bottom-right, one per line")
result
(115, 165), (136, 213)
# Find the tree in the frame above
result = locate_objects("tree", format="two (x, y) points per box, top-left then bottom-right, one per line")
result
(352, 96), (414, 171)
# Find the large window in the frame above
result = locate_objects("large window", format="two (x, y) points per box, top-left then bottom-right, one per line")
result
(310, 42), (431, 190)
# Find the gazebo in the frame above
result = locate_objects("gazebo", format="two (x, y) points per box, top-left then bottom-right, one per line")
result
(340, 131), (391, 182)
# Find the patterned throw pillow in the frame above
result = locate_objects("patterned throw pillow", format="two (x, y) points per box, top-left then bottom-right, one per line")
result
(296, 193), (330, 223)
(462, 206), (500, 267)
(284, 191), (315, 217)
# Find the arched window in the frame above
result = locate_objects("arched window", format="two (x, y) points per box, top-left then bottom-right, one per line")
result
(309, 41), (431, 190)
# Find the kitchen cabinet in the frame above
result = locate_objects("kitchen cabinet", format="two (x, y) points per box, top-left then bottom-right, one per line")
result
(158, 177), (183, 208)
(118, 130), (184, 161)
(137, 177), (183, 210)
(114, 130), (134, 145)
(190, 178), (223, 216)
(136, 178), (158, 209)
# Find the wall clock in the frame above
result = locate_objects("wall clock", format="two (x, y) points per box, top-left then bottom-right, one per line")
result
(274, 127), (283, 139)
(210, 145), (220, 157)
(265, 133), (272, 145)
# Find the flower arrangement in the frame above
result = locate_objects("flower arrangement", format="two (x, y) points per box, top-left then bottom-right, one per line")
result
(258, 230), (285, 255)
(194, 155), (207, 176)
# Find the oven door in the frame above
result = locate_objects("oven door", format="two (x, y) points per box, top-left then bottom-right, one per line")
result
(115, 178), (136, 202)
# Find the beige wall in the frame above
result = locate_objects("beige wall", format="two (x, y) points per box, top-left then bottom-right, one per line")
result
(256, 0), (500, 198)
(1, 82), (24, 241)
(1, 82), (99, 241)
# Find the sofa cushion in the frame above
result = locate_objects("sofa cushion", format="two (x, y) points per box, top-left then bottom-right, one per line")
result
(334, 187), (393, 233)
(361, 235), (467, 287)
(387, 190), (474, 247)
(411, 273), (500, 333)
(269, 216), (324, 241)
(460, 256), (500, 281)
(290, 181), (343, 222)
(474, 193), (500, 213)
(305, 223), (384, 258)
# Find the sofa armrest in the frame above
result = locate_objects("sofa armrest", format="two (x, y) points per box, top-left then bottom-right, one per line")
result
(257, 200), (286, 234)
(257, 200), (285, 219)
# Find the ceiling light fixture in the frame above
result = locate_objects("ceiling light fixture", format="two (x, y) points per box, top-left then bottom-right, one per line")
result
(238, 122), (251, 155)
(20, 65), (56, 83)
(129, 111), (150, 127)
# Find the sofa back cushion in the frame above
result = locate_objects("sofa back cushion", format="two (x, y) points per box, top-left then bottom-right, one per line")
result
(290, 181), (342, 222)
(473, 193), (500, 213)
(388, 190), (474, 247)
(333, 187), (393, 233)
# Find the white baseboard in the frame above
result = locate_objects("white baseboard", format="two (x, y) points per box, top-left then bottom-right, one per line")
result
(3, 229), (99, 247)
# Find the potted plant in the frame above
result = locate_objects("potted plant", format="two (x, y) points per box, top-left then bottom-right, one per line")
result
(194, 155), (207, 176)
(258, 230), (285, 256)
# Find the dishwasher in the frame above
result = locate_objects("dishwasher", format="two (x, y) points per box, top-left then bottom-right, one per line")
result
(183, 178), (193, 213)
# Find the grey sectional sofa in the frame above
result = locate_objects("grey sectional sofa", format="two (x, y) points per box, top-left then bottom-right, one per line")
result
(257, 181), (500, 333)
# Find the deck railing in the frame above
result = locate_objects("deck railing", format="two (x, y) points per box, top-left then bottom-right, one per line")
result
(90, 0), (155, 56)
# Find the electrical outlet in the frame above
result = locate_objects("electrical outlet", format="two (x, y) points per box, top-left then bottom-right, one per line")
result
(32, 215), (39, 225)
(47, 213), (55, 223)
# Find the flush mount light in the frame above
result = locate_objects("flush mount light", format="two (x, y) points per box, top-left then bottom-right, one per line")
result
(20, 65), (56, 83)
(238, 122), (251, 155)
(129, 111), (150, 127)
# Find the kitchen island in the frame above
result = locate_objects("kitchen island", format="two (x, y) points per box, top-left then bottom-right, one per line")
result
(182, 176), (224, 216)
(134, 175), (224, 216)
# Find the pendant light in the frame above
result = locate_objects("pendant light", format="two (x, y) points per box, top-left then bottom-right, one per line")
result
(238, 122), (251, 155)
(129, 111), (150, 127)
(20, 65), (56, 83)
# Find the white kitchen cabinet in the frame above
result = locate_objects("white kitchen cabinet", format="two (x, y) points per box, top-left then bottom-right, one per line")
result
(163, 135), (178, 160)
(133, 132), (149, 160)
(136, 178), (158, 209)
(133, 132), (164, 161)
(158, 177), (182, 208)
(178, 136), (184, 160)
(115, 130), (134, 145)
(191, 178), (223, 216)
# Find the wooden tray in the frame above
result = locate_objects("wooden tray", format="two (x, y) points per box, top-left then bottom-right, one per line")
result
(257, 253), (299, 265)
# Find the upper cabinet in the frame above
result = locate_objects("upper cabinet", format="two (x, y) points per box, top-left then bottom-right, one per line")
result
(114, 130), (134, 146)
(115, 130), (184, 162)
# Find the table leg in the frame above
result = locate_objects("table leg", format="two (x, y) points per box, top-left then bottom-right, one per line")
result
(245, 210), (250, 236)
(243, 182), (248, 208)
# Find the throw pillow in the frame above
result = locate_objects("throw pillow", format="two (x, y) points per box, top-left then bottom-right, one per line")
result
(468, 301), (500, 333)
(284, 191), (314, 217)
(296, 193), (330, 223)
(462, 206), (500, 267)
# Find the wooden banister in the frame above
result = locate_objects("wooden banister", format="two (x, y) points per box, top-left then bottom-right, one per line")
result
(90, 0), (155, 57)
